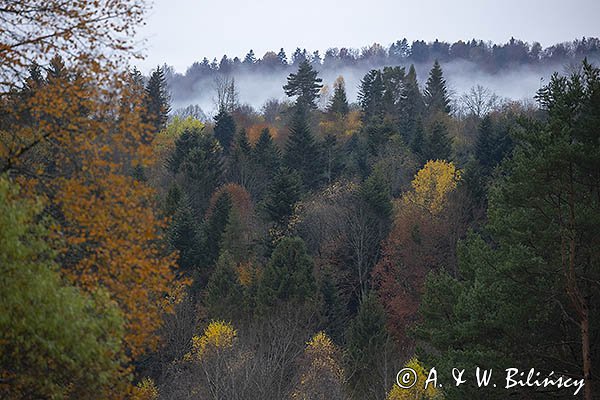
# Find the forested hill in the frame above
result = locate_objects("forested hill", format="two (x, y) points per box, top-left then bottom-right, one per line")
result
(161, 37), (600, 114)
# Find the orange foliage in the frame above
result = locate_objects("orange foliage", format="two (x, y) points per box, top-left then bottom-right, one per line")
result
(1, 65), (183, 360)
(246, 123), (279, 144)
(207, 183), (254, 221)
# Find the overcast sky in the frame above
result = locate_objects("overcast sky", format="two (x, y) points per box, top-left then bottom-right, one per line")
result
(135, 0), (600, 73)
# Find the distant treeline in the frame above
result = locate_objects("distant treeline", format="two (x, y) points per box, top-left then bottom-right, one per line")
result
(165, 37), (600, 103)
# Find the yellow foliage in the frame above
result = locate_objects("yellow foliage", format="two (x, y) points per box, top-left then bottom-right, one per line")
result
(387, 358), (443, 400)
(132, 378), (159, 400)
(403, 160), (461, 214)
(185, 321), (237, 361)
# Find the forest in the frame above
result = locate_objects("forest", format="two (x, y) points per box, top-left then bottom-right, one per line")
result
(0, 1), (599, 400)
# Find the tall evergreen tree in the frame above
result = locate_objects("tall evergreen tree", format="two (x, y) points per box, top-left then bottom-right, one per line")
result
(168, 196), (201, 274)
(144, 65), (171, 133)
(257, 237), (316, 311)
(345, 293), (390, 400)
(243, 49), (256, 65)
(400, 64), (425, 144)
(423, 60), (451, 115)
(277, 48), (288, 65)
(213, 107), (236, 153)
(253, 128), (280, 171)
(203, 191), (233, 267)
(284, 107), (322, 189)
(205, 251), (244, 321)
(263, 167), (302, 225)
(327, 76), (349, 116)
(283, 60), (323, 110)
(422, 120), (452, 162)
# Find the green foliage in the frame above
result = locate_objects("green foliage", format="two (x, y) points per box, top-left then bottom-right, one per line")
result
(204, 191), (233, 267)
(144, 65), (171, 133)
(263, 167), (302, 224)
(424, 60), (451, 115)
(327, 76), (349, 116)
(213, 108), (236, 153)
(257, 237), (316, 310)
(345, 293), (390, 400)
(360, 167), (393, 220)
(168, 195), (202, 273)
(0, 177), (125, 399)
(284, 107), (322, 189)
(422, 120), (452, 162)
(205, 251), (244, 321)
(283, 60), (323, 110)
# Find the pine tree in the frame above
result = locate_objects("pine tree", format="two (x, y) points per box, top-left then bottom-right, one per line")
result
(213, 107), (236, 153)
(422, 120), (452, 162)
(358, 69), (385, 122)
(257, 237), (316, 310)
(263, 167), (301, 224)
(327, 76), (349, 116)
(144, 65), (171, 133)
(283, 60), (323, 110)
(423, 60), (451, 115)
(475, 115), (513, 175)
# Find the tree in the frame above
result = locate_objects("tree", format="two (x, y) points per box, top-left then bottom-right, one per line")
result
(290, 332), (345, 400)
(168, 195), (202, 274)
(422, 120), (452, 162)
(417, 62), (600, 400)
(203, 191), (233, 268)
(243, 49), (256, 65)
(386, 358), (443, 400)
(345, 293), (393, 400)
(264, 167), (302, 225)
(424, 60), (451, 115)
(283, 60), (323, 110)
(205, 252), (244, 321)
(0, 177), (126, 399)
(327, 76), (350, 116)
(0, 0), (145, 92)
(284, 107), (322, 189)
(257, 237), (316, 310)
(213, 107), (236, 153)
(144, 65), (171, 134)
(277, 48), (288, 65)
(400, 65), (425, 145)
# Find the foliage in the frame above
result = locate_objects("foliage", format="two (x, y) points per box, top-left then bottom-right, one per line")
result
(386, 358), (443, 400)
(404, 160), (461, 214)
(0, 177), (126, 399)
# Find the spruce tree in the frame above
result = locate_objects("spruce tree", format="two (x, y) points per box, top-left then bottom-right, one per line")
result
(422, 120), (452, 161)
(263, 167), (301, 224)
(144, 65), (171, 133)
(205, 251), (244, 321)
(283, 60), (323, 110)
(423, 60), (451, 115)
(360, 168), (393, 220)
(213, 107), (236, 153)
(277, 48), (288, 65)
(400, 64), (425, 144)
(327, 76), (349, 116)
(168, 197), (201, 273)
(243, 49), (256, 65)
(203, 191), (232, 267)
(319, 266), (347, 343)
(253, 128), (280, 171)
(284, 107), (322, 189)
(257, 237), (316, 311)
(345, 293), (390, 400)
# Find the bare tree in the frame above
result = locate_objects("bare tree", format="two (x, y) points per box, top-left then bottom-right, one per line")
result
(458, 84), (502, 118)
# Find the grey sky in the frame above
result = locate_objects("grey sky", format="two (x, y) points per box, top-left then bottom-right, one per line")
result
(136, 0), (600, 73)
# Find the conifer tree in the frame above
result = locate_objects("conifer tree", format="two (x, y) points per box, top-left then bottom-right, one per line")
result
(144, 65), (171, 133)
(257, 237), (316, 310)
(263, 167), (301, 224)
(360, 168), (393, 220)
(203, 192), (233, 267)
(422, 120), (452, 161)
(213, 107), (236, 153)
(277, 48), (288, 65)
(253, 128), (280, 171)
(168, 196), (201, 273)
(423, 60), (451, 115)
(283, 60), (323, 110)
(318, 267), (347, 343)
(327, 76), (349, 116)
(284, 107), (322, 189)
(345, 293), (390, 400)
(400, 65), (425, 144)
(205, 251), (244, 321)
(243, 49), (256, 65)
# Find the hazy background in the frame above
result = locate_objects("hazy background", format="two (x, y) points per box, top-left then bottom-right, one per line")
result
(135, 0), (600, 115)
